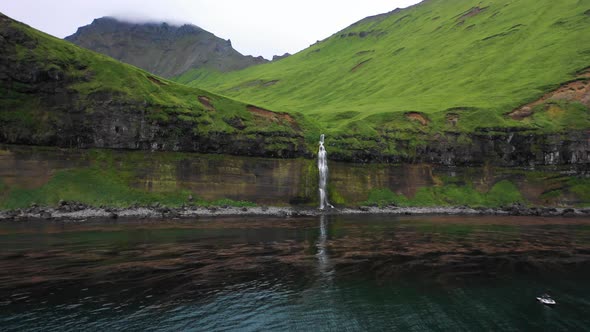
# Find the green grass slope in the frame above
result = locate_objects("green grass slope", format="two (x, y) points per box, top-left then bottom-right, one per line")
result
(0, 12), (308, 155)
(0, 13), (239, 122)
(178, 0), (590, 138)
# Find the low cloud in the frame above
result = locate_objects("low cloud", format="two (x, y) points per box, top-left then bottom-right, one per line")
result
(0, 0), (422, 59)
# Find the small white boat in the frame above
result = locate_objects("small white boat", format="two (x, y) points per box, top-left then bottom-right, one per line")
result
(537, 294), (556, 305)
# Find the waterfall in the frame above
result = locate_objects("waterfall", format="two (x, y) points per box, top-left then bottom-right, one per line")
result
(318, 134), (333, 210)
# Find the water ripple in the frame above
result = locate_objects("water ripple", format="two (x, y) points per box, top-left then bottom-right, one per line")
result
(0, 215), (589, 331)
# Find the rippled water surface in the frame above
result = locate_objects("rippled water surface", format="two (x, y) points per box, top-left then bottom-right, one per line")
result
(1, 215), (590, 331)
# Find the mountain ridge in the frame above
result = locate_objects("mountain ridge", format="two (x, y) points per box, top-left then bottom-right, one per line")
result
(65, 16), (268, 77)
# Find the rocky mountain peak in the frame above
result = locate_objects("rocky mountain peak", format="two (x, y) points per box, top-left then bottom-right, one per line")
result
(65, 16), (267, 77)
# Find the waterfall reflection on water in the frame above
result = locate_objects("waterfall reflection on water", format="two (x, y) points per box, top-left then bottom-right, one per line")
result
(316, 214), (333, 279)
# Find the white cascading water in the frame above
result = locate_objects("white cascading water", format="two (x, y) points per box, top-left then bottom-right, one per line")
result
(318, 134), (333, 210)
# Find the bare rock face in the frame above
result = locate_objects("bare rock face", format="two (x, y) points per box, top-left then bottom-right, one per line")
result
(328, 130), (590, 166)
(272, 53), (291, 61)
(65, 17), (267, 77)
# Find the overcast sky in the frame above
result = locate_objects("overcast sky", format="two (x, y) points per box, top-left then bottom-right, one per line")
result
(1, 0), (422, 59)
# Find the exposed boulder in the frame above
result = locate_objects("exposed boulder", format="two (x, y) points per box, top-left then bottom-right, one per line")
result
(272, 53), (291, 61)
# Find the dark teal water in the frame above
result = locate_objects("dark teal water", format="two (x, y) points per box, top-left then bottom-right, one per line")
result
(1, 215), (590, 331)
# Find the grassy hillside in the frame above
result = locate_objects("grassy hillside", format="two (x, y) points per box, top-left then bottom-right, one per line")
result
(0, 12), (310, 155)
(178, 0), (590, 139)
(0, 14), (239, 120)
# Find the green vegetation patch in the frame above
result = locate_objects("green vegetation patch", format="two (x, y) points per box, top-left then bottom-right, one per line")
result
(569, 178), (590, 203)
(0, 166), (256, 210)
(362, 180), (525, 208)
(1, 168), (184, 209)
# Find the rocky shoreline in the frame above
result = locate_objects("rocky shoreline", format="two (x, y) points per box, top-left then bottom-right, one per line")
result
(1, 201), (589, 221)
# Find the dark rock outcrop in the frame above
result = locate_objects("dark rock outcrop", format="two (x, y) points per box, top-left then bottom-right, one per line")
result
(329, 130), (590, 166)
(65, 17), (267, 77)
(272, 53), (291, 61)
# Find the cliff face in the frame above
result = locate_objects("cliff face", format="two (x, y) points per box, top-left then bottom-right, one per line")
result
(328, 130), (590, 166)
(1, 145), (589, 210)
(65, 17), (267, 77)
